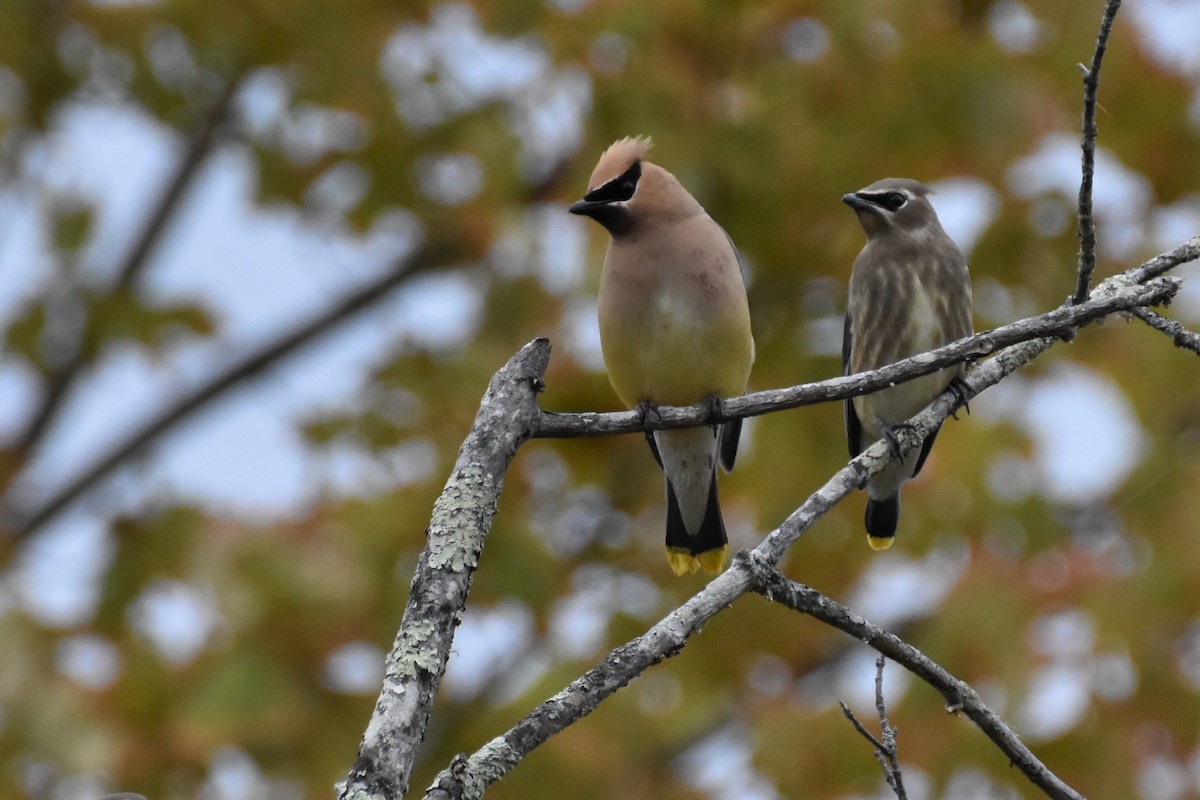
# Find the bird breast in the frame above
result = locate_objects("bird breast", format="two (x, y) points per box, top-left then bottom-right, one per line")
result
(597, 219), (753, 408)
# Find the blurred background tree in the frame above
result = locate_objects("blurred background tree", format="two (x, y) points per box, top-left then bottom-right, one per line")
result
(0, 1), (1198, 798)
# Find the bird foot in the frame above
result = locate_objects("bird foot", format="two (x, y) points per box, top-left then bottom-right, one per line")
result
(705, 394), (728, 427)
(880, 422), (915, 459)
(948, 376), (973, 419)
(637, 400), (664, 467)
(636, 399), (663, 428)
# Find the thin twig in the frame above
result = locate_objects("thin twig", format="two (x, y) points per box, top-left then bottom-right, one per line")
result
(750, 562), (1085, 800)
(840, 659), (908, 799)
(11, 73), (244, 460)
(874, 657), (907, 799)
(1131, 307), (1200, 356)
(839, 702), (897, 789)
(1072, 0), (1122, 305)
(840, 702), (887, 752)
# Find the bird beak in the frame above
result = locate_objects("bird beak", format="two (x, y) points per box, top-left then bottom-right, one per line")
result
(569, 197), (632, 234)
(568, 199), (602, 217)
(842, 192), (873, 211)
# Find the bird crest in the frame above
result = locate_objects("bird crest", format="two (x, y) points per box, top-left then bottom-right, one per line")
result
(589, 136), (653, 192)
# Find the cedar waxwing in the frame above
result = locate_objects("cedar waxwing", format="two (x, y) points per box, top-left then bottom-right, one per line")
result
(569, 137), (754, 576)
(842, 178), (973, 550)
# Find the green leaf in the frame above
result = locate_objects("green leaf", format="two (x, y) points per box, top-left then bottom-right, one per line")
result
(84, 289), (214, 357)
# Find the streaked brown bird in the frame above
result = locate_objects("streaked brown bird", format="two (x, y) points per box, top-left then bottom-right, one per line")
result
(842, 178), (973, 549)
(569, 137), (754, 575)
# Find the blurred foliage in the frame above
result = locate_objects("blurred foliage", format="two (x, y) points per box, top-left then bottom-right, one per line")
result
(0, 1), (1198, 799)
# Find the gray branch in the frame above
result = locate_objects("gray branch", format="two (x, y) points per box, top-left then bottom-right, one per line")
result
(1132, 307), (1200, 355)
(1072, 0), (1122, 305)
(748, 560), (1084, 800)
(533, 270), (1181, 440)
(338, 338), (551, 800)
(415, 273), (1101, 797)
(839, 657), (907, 799)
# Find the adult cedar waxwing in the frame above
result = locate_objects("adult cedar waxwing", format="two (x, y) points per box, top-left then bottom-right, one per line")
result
(842, 178), (973, 550)
(570, 137), (754, 576)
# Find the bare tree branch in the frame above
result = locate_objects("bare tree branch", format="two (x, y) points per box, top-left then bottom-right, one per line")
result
(416, 278), (1105, 798)
(749, 561), (1085, 800)
(1072, 0), (1122, 305)
(840, 702), (890, 768)
(1, 243), (446, 539)
(533, 263), (1184, 441)
(1129, 235), (1200, 282)
(1132, 307), (1200, 355)
(338, 338), (551, 800)
(839, 657), (907, 799)
(11, 73), (244, 460)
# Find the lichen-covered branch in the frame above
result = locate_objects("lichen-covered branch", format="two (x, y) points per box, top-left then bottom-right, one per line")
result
(336, 338), (551, 800)
(423, 566), (754, 800)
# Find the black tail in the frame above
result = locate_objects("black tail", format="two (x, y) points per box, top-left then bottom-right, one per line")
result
(665, 475), (728, 575)
(865, 495), (899, 551)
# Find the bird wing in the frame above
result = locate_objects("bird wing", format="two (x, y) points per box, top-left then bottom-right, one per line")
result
(717, 224), (751, 473)
(911, 425), (940, 477)
(843, 312), (863, 458)
(719, 418), (741, 472)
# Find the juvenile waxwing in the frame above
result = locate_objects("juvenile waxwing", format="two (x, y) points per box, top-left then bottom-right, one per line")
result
(842, 178), (973, 549)
(570, 137), (755, 575)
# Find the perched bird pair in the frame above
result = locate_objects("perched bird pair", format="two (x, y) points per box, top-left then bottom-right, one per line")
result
(571, 138), (972, 572)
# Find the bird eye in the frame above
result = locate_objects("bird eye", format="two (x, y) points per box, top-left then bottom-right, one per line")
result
(879, 192), (907, 211)
(583, 162), (641, 204)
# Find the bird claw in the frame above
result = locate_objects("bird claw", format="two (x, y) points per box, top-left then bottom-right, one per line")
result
(705, 394), (728, 427)
(638, 401), (665, 468)
(948, 376), (973, 418)
(880, 422), (913, 459)
(636, 400), (663, 428)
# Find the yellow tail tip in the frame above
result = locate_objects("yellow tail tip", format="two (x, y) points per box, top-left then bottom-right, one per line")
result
(665, 545), (729, 576)
(867, 535), (895, 551)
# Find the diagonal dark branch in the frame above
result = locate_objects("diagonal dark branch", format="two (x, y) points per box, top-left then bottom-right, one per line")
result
(749, 562), (1085, 800)
(1072, 0), (1122, 305)
(114, 75), (246, 287)
(2, 244), (446, 540)
(11, 73), (245, 461)
(1131, 307), (1200, 356)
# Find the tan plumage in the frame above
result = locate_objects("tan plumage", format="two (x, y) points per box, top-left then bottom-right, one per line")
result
(842, 178), (973, 549)
(570, 137), (754, 575)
